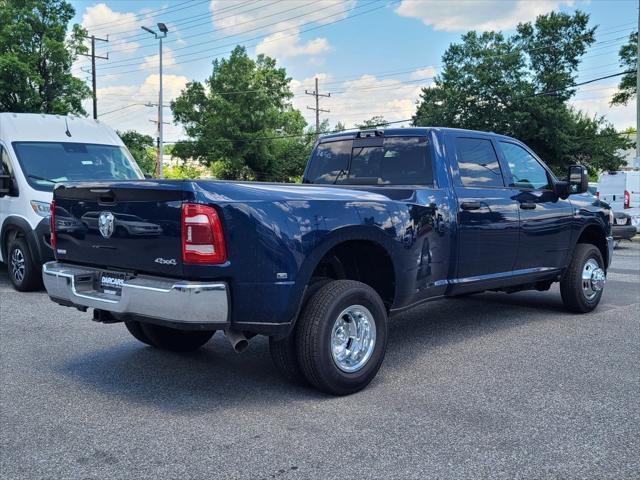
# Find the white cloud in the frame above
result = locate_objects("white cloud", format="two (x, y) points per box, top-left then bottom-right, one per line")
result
(570, 84), (635, 131)
(140, 47), (178, 71)
(209, 0), (355, 59)
(291, 68), (436, 128)
(256, 30), (331, 58)
(80, 3), (140, 54)
(92, 74), (189, 138)
(395, 0), (574, 32)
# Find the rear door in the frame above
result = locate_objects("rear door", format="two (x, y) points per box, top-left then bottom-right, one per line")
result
(598, 172), (626, 210)
(447, 134), (520, 283)
(497, 140), (572, 271)
(53, 182), (188, 276)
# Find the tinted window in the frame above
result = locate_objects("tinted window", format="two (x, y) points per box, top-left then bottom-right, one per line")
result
(12, 142), (144, 192)
(307, 136), (432, 185)
(500, 142), (550, 190)
(455, 138), (504, 187)
(305, 140), (352, 184)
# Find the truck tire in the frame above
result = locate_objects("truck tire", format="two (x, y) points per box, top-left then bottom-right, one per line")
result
(7, 237), (42, 291)
(269, 278), (332, 385)
(124, 321), (154, 346)
(139, 323), (215, 352)
(560, 243), (606, 313)
(295, 280), (388, 395)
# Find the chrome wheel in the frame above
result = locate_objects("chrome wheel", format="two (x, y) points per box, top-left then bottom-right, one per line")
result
(581, 258), (605, 301)
(330, 305), (376, 373)
(10, 247), (25, 284)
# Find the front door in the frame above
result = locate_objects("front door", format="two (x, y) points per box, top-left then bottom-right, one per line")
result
(448, 135), (520, 286)
(496, 140), (573, 271)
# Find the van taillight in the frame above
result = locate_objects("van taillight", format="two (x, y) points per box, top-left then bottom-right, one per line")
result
(181, 203), (226, 264)
(595, 191), (599, 199)
(624, 190), (630, 209)
(49, 201), (56, 250)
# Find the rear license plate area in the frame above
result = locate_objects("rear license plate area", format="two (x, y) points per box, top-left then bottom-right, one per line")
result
(96, 271), (131, 296)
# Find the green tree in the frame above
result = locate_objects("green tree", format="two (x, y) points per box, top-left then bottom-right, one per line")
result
(171, 46), (309, 181)
(413, 11), (629, 173)
(611, 31), (637, 106)
(0, 0), (90, 114)
(356, 116), (389, 129)
(117, 130), (156, 175)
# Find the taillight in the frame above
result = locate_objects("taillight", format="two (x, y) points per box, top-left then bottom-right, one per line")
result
(624, 190), (630, 209)
(595, 191), (599, 199)
(181, 203), (226, 264)
(49, 201), (57, 250)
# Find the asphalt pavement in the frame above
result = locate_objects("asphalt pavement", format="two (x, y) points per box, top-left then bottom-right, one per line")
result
(1, 240), (639, 479)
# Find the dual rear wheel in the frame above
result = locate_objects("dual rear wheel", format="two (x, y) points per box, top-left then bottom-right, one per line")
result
(270, 279), (388, 396)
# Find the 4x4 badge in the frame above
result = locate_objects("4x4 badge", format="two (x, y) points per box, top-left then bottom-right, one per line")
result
(98, 212), (115, 239)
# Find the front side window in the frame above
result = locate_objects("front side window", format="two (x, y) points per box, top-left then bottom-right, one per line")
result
(454, 137), (504, 188)
(12, 142), (144, 192)
(500, 142), (550, 190)
(306, 136), (433, 185)
(0, 145), (13, 176)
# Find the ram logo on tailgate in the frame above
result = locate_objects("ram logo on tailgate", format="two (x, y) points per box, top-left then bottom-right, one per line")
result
(98, 212), (115, 239)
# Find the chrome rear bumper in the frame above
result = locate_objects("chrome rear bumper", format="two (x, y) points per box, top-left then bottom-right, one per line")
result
(42, 262), (229, 326)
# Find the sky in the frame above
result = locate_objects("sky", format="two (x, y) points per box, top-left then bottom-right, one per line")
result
(68, 0), (637, 142)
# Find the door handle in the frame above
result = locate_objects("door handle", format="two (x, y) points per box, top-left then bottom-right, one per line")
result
(460, 201), (481, 211)
(520, 202), (537, 210)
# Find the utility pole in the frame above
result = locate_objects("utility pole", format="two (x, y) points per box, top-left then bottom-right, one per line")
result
(142, 23), (168, 177)
(636, 4), (639, 168)
(79, 34), (108, 119)
(305, 77), (330, 137)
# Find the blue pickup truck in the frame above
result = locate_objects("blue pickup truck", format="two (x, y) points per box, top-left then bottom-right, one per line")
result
(43, 127), (613, 395)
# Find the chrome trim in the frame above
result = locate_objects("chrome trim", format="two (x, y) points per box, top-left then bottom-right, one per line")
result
(42, 261), (228, 325)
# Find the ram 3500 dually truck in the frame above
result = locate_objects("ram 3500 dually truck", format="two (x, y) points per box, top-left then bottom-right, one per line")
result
(43, 128), (613, 395)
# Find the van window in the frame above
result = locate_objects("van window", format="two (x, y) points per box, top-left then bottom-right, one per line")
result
(0, 145), (13, 176)
(306, 136), (432, 185)
(500, 141), (550, 190)
(12, 142), (144, 192)
(454, 138), (504, 188)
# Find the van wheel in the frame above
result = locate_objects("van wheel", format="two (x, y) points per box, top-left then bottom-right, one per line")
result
(7, 237), (42, 291)
(295, 280), (388, 396)
(560, 244), (606, 313)
(139, 323), (215, 352)
(269, 278), (332, 385)
(124, 321), (154, 346)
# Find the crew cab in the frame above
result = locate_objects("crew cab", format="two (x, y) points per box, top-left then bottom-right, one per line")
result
(43, 128), (614, 395)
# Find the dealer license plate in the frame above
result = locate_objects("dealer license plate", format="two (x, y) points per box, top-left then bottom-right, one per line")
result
(98, 271), (130, 296)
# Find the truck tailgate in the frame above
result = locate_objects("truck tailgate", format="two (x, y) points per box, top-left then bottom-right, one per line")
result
(53, 182), (189, 276)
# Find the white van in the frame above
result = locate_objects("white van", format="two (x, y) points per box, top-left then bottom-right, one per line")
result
(597, 170), (640, 232)
(0, 113), (144, 291)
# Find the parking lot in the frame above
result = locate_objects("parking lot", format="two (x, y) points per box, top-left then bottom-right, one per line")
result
(0, 240), (638, 479)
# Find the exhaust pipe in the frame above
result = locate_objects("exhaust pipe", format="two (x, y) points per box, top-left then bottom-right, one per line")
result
(225, 329), (249, 353)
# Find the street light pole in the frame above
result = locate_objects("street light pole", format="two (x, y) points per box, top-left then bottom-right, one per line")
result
(141, 23), (168, 178)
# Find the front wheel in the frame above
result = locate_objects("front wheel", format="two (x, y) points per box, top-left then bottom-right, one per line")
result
(295, 280), (388, 395)
(139, 323), (215, 352)
(7, 237), (42, 291)
(560, 244), (606, 313)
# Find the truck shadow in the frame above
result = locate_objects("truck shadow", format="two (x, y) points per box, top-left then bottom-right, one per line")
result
(59, 289), (588, 410)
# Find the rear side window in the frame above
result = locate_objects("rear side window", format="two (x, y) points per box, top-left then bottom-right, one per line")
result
(305, 140), (352, 184)
(454, 138), (504, 188)
(306, 136), (433, 185)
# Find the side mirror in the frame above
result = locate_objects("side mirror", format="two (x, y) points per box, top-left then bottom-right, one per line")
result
(568, 165), (588, 195)
(0, 174), (10, 197)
